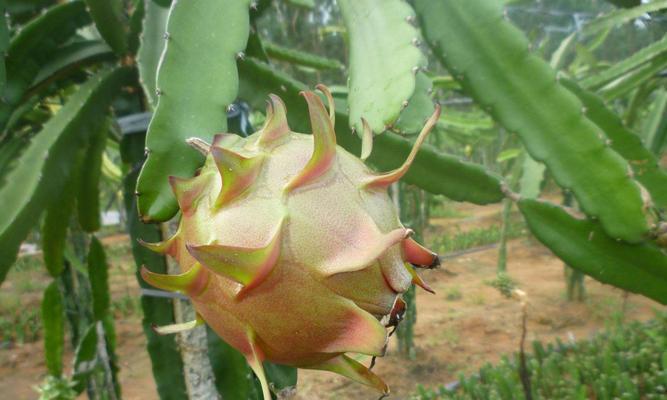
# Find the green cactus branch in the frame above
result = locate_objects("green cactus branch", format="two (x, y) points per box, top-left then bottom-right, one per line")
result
(238, 57), (504, 205)
(262, 40), (344, 71)
(137, 0), (252, 222)
(137, 0), (170, 109)
(562, 78), (667, 209)
(338, 0), (426, 134)
(597, 52), (667, 100)
(0, 1), (92, 133)
(414, 0), (651, 243)
(83, 0), (128, 56)
(580, 34), (667, 90)
(0, 67), (133, 286)
(519, 199), (667, 305)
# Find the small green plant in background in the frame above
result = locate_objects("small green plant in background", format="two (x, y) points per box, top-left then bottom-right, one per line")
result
(430, 197), (468, 219)
(411, 312), (667, 400)
(445, 287), (463, 302)
(0, 303), (41, 345)
(486, 272), (518, 299)
(35, 375), (77, 400)
(431, 222), (527, 255)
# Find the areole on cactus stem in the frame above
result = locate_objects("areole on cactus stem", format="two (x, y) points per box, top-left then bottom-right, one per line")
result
(139, 85), (441, 398)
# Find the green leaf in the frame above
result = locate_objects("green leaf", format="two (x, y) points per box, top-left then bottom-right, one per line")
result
(0, 0), (9, 93)
(31, 40), (114, 92)
(550, 1), (667, 70)
(519, 199), (667, 304)
(0, 67), (133, 285)
(207, 327), (297, 400)
(437, 108), (495, 131)
(42, 281), (65, 376)
(338, 0), (425, 134)
(84, 0), (128, 55)
(582, 0), (667, 37)
(0, 1), (92, 132)
(262, 40), (343, 71)
(561, 79), (667, 209)
(645, 89), (667, 155)
(77, 121), (108, 232)
(127, 0), (145, 55)
(415, 0), (649, 242)
(87, 236), (110, 320)
(137, 0), (252, 221)
(207, 329), (257, 400)
(264, 363), (297, 394)
(598, 52), (667, 100)
(120, 131), (188, 400)
(238, 57), (505, 204)
(580, 34), (667, 90)
(604, 0), (641, 8)
(137, 0), (170, 109)
(497, 148), (521, 163)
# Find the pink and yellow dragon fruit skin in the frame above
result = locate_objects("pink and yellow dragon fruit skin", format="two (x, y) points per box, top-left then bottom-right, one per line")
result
(140, 85), (441, 398)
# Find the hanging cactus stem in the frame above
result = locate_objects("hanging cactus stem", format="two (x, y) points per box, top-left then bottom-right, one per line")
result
(139, 87), (440, 397)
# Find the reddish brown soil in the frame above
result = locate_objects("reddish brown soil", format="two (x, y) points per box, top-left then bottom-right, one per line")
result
(0, 204), (662, 399)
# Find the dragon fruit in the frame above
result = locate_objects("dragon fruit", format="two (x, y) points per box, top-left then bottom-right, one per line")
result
(140, 85), (441, 398)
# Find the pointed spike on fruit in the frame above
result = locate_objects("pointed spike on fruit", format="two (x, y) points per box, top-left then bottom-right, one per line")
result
(186, 221), (283, 299)
(360, 118), (373, 161)
(211, 147), (264, 207)
(306, 355), (389, 395)
(406, 265), (435, 294)
(402, 238), (440, 269)
(284, 91), (337, 192)
(364, 105), (441, 189)
(186, 137), (211, 155)
(138, 234), (178, 256)
(245, 329), (270, 400)
(169, 175), (205, 214)
(316, 84), (335, 126)
(319, 303), (387, 356)
(140, 263), (209, 296)
(212, 132), (244, 149)
(258, 94), (290, 146)
(152, 315), (204, 335)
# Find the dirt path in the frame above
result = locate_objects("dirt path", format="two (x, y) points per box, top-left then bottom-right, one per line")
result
(0, 205), (663, 399)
